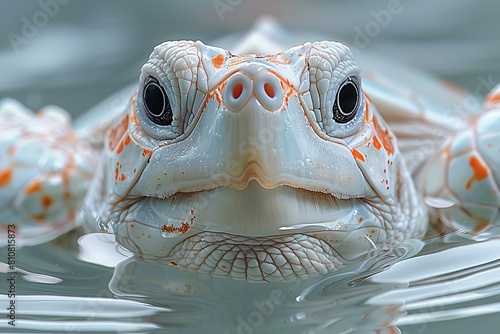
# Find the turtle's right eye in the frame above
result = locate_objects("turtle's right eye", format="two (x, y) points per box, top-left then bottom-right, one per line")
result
(143, 76), (173, 126)
(333, 76), (360, 124)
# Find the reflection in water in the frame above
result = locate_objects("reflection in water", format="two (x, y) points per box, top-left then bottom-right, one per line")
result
(2, 231), (500, 333)
(1, 231), (423, 333)
(369, 238), (500, 332)
(107, 253), (410, 334)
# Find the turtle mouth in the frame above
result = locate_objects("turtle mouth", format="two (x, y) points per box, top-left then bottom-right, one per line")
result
(166, 232), (346, 282)
(115, 182), (380, 282)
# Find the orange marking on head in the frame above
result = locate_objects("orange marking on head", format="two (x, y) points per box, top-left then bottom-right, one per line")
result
(120, 173), (126, 181)
(116, 142), (124, 154)
(284, 88), (293, 106)
(373, 136), (381, 150)
(466, 155), (489, 189)
(364, 103), (370, 122)
(358, 217), (364, 223)
(352, 149), (366, 162)
(107, 115), (129, 152)
(25, 179), (42, 194)
(215, 89), (223, 107)
(211, 54), (225, 69)
(133, 168), (137, 173)
(373, 117), (394, 155)
(0, 167), (13, 187)
(142, 149), (152, 157)
(124, 136), (131, 146)
(206, 86), (223, 109)
(42, 195), (53, 208)
(115, 167), (119, 180)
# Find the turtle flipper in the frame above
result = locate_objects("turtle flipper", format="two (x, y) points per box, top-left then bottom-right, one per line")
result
(0, 99), (97, 246)
(416, 85), (500, 238)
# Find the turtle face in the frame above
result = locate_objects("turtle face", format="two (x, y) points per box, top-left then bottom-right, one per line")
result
(83, 41), (425, 281)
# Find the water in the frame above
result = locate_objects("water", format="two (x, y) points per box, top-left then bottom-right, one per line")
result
(2, 231), (500, 333)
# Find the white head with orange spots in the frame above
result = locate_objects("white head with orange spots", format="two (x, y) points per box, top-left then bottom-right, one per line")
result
(83, 40), (427, 282)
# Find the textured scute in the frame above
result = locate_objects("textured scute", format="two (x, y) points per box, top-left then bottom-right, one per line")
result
(415, 87), (500, 237)
(0, 99), (96, 246)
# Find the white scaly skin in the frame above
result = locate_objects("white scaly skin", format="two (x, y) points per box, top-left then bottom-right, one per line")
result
(0, 23), (497, 282)
(0, 100), (96, 245)
(81, 40), (426, 282)
(415, 86), (500, 237)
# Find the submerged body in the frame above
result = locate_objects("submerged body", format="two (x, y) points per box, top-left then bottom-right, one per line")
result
(1, 23), (499, 282)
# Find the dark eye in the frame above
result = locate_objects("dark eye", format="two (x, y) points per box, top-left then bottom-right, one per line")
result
(333, 76), (359, 123)
(143, 76), (172, 126)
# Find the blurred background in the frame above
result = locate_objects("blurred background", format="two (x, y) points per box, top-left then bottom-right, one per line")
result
(1, 0), (499, 118)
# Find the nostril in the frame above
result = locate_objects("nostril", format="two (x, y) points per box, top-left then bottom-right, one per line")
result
(223, 73), (252, 112)
(264, 82), (275, 98)
(232, 83), (243, 99)
(254, 74), (284, 111)
(254, 72), (283, 111)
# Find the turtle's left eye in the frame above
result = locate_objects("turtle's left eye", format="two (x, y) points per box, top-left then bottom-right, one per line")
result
(143, 76), (172, 126)
(333, 76), (359, 124)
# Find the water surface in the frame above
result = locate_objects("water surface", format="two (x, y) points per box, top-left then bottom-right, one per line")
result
(2, 231), (500, 333)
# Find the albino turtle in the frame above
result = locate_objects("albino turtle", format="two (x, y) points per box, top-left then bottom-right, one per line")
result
(1, 21), (499, 282)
